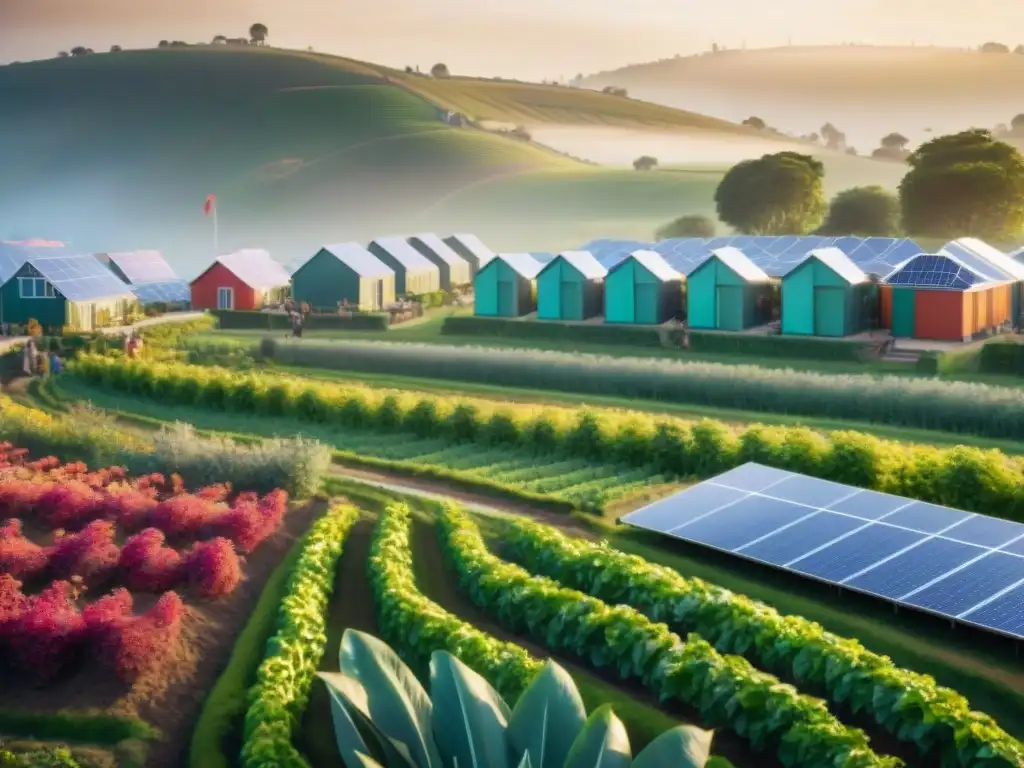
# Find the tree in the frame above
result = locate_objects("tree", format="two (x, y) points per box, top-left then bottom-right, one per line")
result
(899, 129), (1024, 240)
(656, 214), (716, 239)
(714, 152), (827, 234)
(881, 132), (909, 150)
(633, 155), (658, 171)
(58, 51), (69, 58)
(1016, 44), (1024, 54)
(110, 45), (122, 53)
(601, 85), (627, 97)
(158, 40), (169, 48)
(872, 132), (911, 161)
(1011, 114), (1024, 136)
(821, 122), (847, 151)
(846, 146), (858, 155)
(431, 62), (450, 78)
(70, 46), (89, 57)
(817, 186), (900, 235)
(981, 42), (1010, 53)
(212, 35), (227, 44)
(249, 23), (268, 45)
(742, 116), (766, 130)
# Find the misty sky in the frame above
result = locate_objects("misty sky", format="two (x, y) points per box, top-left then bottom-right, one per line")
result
(2, 0), (1023, 80)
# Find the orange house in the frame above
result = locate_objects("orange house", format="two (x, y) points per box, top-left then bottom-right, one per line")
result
(885, 254), (1013, 341)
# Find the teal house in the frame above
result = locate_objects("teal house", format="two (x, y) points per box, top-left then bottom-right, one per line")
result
(407, 233), (471, 290)
(605, 250), (683, 324)
(687, 247), (773, 331)
(781, 247), (872, 337)
(474, 253), (542, 317)
(291, 242), (396, 310)
(444, 233), (495, 277)
(536, 251), (607, 321)
(367, 237), (441, 296)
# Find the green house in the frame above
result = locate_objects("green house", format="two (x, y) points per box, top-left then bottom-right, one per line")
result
(291, 242), (396, 311)
(0, 253), (139, 332)
(781, 247), (873, 337)
(536, 251), (607, 321)
(407, 233), (472, 290)
(605, 250), (683, 324)
(367, 237), (441, 296)
(687, 247), (774, 331)
(443, 233), (495, 278)
(474, 253), (542, 317)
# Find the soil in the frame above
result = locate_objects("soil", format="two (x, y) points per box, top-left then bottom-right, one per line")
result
(4, 499), (327, 768)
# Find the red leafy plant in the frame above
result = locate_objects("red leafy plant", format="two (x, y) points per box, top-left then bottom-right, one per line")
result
(0, 518), (50, 578)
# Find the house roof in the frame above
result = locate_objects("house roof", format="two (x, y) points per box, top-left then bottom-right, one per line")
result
(19, 252), (138, 302)
(618, 250), (681, 282)
(489, 253), (544, 280)
(792, 247), (869, 284)
(0, 242), (68, 283)
(447, 233), (496, 265)
(543, 251), (607, 280)
(940, 239), (1024, 281)
(409, 234), (469, 268)
(883, 252), (996, 290)
(705, 247), (771, 282)
(302, 243), (394, 278)
(101, 250), (178, 284)
(131, 279), (191, 303)
(370, 237), (439, 273)
(199, 249), (290, 289)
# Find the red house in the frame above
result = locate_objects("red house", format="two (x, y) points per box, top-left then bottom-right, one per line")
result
(190, 249), (291, 311)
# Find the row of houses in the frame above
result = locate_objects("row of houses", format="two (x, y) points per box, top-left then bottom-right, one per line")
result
(0, 242), (190, 331)
(189, 234), (494, 311)
(474, 241), (1024, 342)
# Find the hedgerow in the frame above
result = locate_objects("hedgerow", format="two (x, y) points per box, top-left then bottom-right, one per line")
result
(436, 504), (900, 768)
(69, 357), (1024, 520)
(503, 518), (1024, 768)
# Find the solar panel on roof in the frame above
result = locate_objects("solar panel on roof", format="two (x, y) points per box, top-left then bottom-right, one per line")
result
(621, 462), (1024, 641)
(885, 254), (987, 290)
(131, 280), (190, 303)
(0, 243), (67, 283)
(940, 243), (1014, 282)
(28, 253), (138, 302)
(104, 251), (178, 284)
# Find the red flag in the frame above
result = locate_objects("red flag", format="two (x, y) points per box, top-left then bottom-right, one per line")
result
(203, 194), (216, 216)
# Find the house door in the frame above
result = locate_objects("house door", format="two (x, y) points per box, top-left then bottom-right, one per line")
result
(715, 286), (744, 331)
(497, 280), (515, 316)
(217, 287), (234, 310)
(813, 288), (845, 337)
(891, 289), (915, 337)
(560, 282), (581, 320)
(634, 282), (658, 324)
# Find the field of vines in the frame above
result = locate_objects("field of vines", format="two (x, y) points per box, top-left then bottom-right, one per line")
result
(0, 441), (302, 767)
(232, 473), (1024, 768)
(69, 356), (1024, 520)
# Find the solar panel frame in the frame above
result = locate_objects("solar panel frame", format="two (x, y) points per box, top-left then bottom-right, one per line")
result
(621, 462), (1024, 641)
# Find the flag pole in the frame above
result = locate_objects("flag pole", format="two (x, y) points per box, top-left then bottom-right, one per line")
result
(213, 202), (219, 255)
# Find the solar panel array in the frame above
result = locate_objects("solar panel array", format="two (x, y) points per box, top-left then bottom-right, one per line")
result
(0, 243), (67, 284)
(622, 463), (1024, 640)
(30, 254), (137, 302)
(104, 251), (178, 284)
(886, 254), (987, 290)
(130, 279), (191, 304)
(579, 236), (936, 278)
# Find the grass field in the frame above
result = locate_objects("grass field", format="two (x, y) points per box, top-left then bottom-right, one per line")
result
(0, 44), (909, 274)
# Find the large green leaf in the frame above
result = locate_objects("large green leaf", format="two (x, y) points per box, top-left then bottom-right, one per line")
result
(507, 660), (586, 768)
(352, 753), (387, 767)
(318, 671), (417, 768)
(338, 629), (442, 768)
(562, 705), (632, 768)
(631, 725), (713, 768)
(429, 650), (512, 768)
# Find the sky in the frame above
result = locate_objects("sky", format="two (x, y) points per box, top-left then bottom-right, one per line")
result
(2, 0), (1024, 80)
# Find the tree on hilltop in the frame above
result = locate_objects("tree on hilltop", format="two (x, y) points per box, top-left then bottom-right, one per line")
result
(249, 23), (268, 45)
(656, 214), (716, 239)
(899, 129), (1024, 240)
(633, 155), (658, 171)
(212, 35), (227, 44)
(431, 62), (451, 78)
(872, 132), (911, 161)
(158, 40), (169, 48)
(817, 186), (900, 236)
(1010, 114), (1024, 136)
(742, 116), (766, 130)
(70, 46), (90, 57)
(1016, 44), (1024, 54)
(601, 85), (628, 97)
(821, 122), (847, 151)
(58, 51), (69, 58)
(714, 152), (827, 234)
(981, 41), (1010, 53)
(110, 45), (122, 53)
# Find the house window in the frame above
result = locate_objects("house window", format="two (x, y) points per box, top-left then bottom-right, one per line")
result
(217, 286), (234, 309)
(18, 278), (55, 299)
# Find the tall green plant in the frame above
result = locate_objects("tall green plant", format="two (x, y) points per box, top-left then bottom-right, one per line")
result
(319, 629), (714, 768)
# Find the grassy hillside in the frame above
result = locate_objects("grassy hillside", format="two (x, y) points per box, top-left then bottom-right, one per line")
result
(579, 45), (1024, 152)
(0, 45), (905, 274)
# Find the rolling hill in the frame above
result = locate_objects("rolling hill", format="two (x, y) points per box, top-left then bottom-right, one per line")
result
(578, 45), (1024, 153)
(0, 45), (906, 274)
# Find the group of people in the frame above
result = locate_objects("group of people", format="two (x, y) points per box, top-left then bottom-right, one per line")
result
(124, 332), (145, 358)
(283, 299), (307, 337)
(21, 338), (62, 378)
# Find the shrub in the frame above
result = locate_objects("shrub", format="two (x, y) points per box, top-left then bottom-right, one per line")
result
(93, 591), (185, 682)
(48, 520), (120, 583)
(6, 580), (86, 681)
(117, 529), (183, 592)
(182, 538), (243, 597)
(0, 519), (49, 578)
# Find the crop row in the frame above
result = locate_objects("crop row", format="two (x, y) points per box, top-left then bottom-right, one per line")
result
(1, 519), (245, 597)
(0, 575), (184, 683)
(240, 502), (359, 768)
(0, 479), (287, 549)
(502, 518), (1024, 768)
(69, 356), (1024, 520)
(367, 501), (542, 703)
(435, 503), (899, 768)
(252, 336), (1024, 438)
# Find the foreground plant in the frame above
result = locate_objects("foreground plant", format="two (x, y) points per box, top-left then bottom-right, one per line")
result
(320, 629), (715, 768)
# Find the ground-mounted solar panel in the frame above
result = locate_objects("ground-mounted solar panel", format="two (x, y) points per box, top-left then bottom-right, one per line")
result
(620, 462), (1024, 640)
(131, 279), (191, 304)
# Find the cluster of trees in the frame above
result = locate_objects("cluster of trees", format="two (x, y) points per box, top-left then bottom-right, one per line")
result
(691, 130), (1024, 241)
(979, 42), (1024, 54)
(57, 22), (269, 58)
(601, 85), (629, 97)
